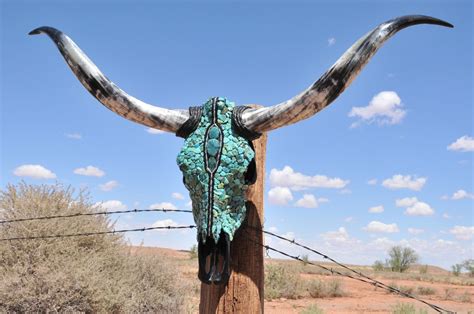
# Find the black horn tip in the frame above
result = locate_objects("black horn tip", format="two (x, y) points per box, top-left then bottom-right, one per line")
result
(387, 15), (454, 30)
(28, 26), (62, 37)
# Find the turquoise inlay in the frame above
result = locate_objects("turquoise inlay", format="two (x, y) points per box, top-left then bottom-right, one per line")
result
(177, 97), (255, 243)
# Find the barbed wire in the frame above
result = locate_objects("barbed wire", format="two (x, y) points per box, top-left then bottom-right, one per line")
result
(244, 228), (453, 314)
(0, 208), (192, 224)
(0, 225), (196, 242)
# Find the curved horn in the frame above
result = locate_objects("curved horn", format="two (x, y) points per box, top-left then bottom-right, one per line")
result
(29, 26), (188, 133)
(241, 15), (453, 133)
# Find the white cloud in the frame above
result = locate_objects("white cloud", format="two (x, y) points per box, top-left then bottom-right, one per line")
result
(408, 228), (424, 235)
(99, 180), (118, 192)
(149, 202), (178, 210)
(13, 164), (56, 179)
(268, 187), (293, 206)
(322, 227), (350, 242)
(447, 135), (474, 152)
(146, 127), (165, 135)
(367, 179), (377, 185)
(368, 205), (384, 213)
(449, 226), (474, 240)
(395, 197), (418, 207)
(327, 37), (336, 46)
(185, 201), (192, 208)
(451, 189), (474, 200)
(172, 192), (185, 200)
(65, 133), (82, 140)
(152, 219), (179, 232)
(349, 91), (406, 127)
(382, 174), (426, 191)
(396, 197), (434, 216)
(344, 217), (354, 223)
(269, 166), (349, 190)
(364, 221), (399, 233)
(73, 165), (105, 177)
(281, 231), (295, 241)
(268, 226), (278, 233)
(95, 200), (127, 211)
(294, 194), (328, 208)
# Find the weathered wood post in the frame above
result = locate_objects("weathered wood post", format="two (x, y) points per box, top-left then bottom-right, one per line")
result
(199, 132), (267, 313)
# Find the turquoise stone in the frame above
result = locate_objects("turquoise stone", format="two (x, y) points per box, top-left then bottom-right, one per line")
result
(176, 97), (255, 244)
(207, 139), (220, 156)
(209, 126), (220, 139)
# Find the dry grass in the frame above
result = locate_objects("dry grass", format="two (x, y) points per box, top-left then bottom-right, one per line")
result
(0, 182), (191, 313)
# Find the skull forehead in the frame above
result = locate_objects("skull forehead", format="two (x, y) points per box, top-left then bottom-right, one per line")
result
(177, 97), (255, 243)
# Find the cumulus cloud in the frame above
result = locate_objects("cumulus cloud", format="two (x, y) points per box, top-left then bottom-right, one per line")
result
(65, 133), (82, 140)
(348, 91), (406, 127)
(368, 205), (384, 213)
(396, 197), (434, 216)
(99, 180), (118, 192)
(367, 179), (377, 185)
(172, 192), (185, 200)
(327, 37), (336, 46)
(294, 194), (328, 208)
(73, 166), (105, 177)
(146, 127), (165, 135)
(449, 226), (474, 240)
(13, 164), (56, 179)
(322, 227), (350, 242)
(451, 189), (474, 200)
(269, 166), (349, 190)
(408, 228), (424, 235)
(447, 135), (474, 152)
(382, 174), (426, 191)
(268, 187), (293, 206)
(364, 221), (399, 233)
(95, 200), (127, 211)
(149, 202), (178, 210)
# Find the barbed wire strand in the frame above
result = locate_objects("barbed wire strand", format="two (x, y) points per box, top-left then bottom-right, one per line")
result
(243, 228), (453, 314)
(0, 225), (195, 242)
(0, 208), (192, 224)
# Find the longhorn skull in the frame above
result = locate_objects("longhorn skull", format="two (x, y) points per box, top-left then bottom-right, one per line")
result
(29, 15), (452, 285)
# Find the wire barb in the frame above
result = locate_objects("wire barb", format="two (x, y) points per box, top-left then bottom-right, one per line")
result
(0, 208), (192, 224)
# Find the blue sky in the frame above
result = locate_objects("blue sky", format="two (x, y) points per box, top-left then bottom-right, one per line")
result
(1, 0), (472, 269)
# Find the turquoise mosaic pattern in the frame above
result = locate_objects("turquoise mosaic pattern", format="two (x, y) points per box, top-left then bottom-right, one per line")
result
(177, 97), (255, 243)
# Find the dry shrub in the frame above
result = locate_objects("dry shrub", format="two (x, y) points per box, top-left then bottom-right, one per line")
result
(0, 182), (189, 313)
(416, 286), (436, 295)
(391, 302), (428, 314)
(306, 279), (345, 298)
(265, 263), (305, 300)
(300, 304), (325, 314)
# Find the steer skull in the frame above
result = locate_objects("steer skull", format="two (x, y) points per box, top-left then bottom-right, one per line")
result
(29, 15), (452, 285)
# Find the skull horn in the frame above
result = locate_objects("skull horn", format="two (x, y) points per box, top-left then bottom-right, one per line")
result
(29, 26), (188, 133)
(240, 15), (453, 133)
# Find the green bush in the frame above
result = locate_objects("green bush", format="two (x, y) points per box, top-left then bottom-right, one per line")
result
(452, 263), (463, 276)
(264, 264), (305, 300)
(462, 259), (474, 277)
(0, 183), (189, 313)
(373, 260), (385, 271)
(387, 246), (419, 273)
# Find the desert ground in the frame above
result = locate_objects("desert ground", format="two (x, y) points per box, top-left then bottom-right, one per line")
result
(131, 246), (474, 314)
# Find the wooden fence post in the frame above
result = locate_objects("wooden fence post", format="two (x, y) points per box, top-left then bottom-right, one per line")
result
(199, 132), (267, 313)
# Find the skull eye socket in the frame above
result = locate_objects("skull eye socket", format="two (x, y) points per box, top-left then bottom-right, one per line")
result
(244, 141), (257, 185)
